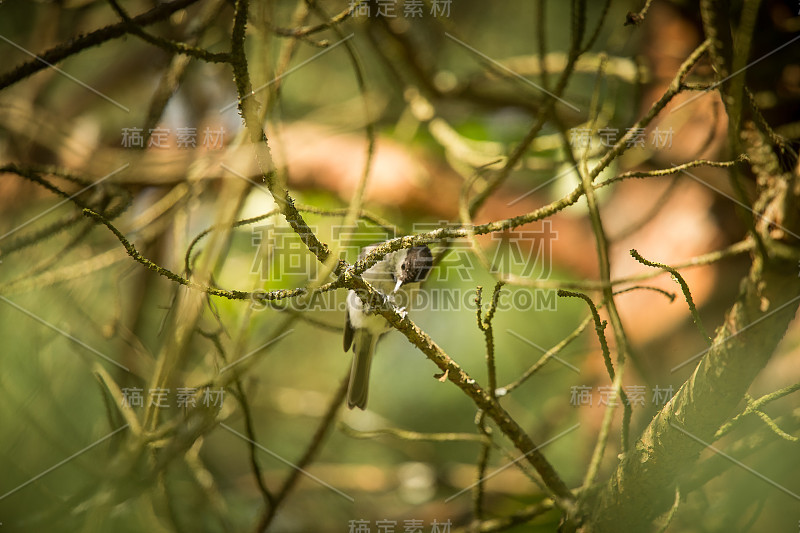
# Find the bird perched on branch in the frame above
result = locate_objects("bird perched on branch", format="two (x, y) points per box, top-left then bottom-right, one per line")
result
(343, 244), (433, 409)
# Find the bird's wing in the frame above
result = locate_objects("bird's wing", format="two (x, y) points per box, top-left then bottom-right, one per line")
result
(343, 303), (354, 352)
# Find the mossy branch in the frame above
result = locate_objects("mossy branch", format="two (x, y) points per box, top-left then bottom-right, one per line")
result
(108, 0), (230, 63)
(716, 383), (800, 441)
(630, 249), (713, 343)
(82, 208), (309, 302)
(585, 165), (800, 531)
(0, 0), (203, 90)
(347, 275), (576, 510)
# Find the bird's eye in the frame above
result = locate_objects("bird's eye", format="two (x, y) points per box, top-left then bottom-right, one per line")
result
(401, 264), (406, 270)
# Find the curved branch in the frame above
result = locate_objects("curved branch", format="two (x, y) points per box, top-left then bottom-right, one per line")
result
(0, 0), (203, 90)
(107, 0), (230, 63)
(83, 208), (311, 302)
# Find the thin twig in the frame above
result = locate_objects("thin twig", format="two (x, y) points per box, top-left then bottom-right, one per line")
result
(715, 383), (800, 440)
(500, 315), (592, 395)
(340, 424), (489, 444)
(256, 376), (349, 532)
(84, 207), (313, 302)
(0, 0), (203, 89)
(625, 0), (655, 26)
(630, 249), (713, 343)
(108, 0), (230, 62)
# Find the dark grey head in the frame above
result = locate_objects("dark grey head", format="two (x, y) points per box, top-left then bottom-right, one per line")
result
(397, 245), (433, 285)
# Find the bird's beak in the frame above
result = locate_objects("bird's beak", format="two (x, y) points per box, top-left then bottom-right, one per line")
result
(394, 279), (403, 293)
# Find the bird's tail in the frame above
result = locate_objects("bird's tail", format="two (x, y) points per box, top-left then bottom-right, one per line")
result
(347, 332), (378, 410)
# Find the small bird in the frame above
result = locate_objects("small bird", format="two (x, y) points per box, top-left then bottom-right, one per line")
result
(343, 244), (433, 409)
